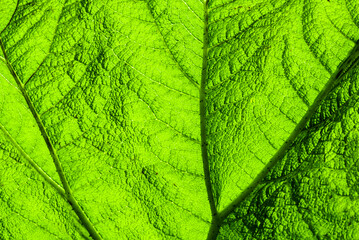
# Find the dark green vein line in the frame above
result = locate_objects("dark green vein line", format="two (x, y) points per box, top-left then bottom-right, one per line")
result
(218, 42), (359, 223)
(201, 2), (221, 240)
(0, 0), (19, 35)
(0, 38), (102, 240)
(144, 2), (200, 89)
(24, 2), (66, 88)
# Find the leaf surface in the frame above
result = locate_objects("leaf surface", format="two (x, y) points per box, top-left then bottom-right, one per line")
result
(0, 0), (359, 239)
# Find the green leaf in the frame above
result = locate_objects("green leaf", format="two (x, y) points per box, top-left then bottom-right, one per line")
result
(0, 0), (359, 239)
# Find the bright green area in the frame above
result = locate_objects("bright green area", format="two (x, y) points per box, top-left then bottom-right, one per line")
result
(0, 0), (359, 239)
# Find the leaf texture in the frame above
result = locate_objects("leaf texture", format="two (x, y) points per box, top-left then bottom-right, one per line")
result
(0, 0), (359, 239)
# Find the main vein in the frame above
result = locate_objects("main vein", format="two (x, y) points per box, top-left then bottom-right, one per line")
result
(0, 39), (102, 240)
(200, 2), (222, 240)
(0, 123), (66, 196)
